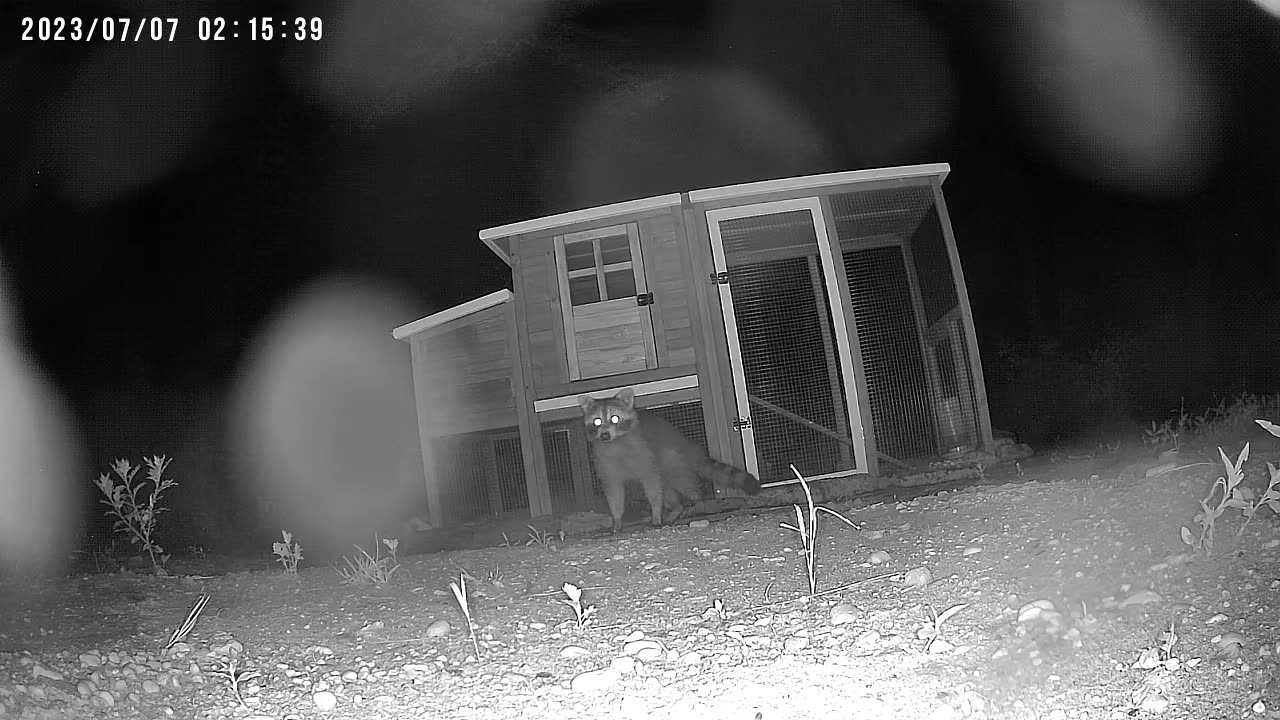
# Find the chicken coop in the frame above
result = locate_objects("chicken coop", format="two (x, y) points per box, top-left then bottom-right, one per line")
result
(393, 163), (993, 528)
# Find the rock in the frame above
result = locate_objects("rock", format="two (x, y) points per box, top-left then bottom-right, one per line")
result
(570, 667), (620, 692)
(79, 653), (102, 668)
(622, 639), (665, 662)
(783, 635), (809, 653)
(903, 567), (933, 588)
(688, 519), (710, 528)
(313, 690), (338, 711)
(867, 550), (891, 565)
(425, 619), (451, 637)
(829, 602), (860, 625)
(559, 645), (591, 659)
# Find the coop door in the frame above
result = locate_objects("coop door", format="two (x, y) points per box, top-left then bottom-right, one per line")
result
(554, 223), (658, 380)
(706, 198), (867, 483)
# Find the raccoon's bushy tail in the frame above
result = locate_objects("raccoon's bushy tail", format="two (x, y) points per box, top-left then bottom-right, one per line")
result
(698, 459), (761, 496)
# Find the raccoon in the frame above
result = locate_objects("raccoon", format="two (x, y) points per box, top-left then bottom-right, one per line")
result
(578, 388), (761, 532)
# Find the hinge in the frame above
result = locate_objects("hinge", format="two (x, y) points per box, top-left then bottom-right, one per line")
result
(709, 271), (729, 285)
(732, 417), (752, 432)
(636, 292), (654, 306)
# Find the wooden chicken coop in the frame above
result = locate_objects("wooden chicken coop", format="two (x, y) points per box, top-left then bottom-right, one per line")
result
(393, 163), (992, 528)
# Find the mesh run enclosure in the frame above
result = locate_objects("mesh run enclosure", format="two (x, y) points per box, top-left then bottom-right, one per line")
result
(830, 184), (981, 460)
(430, 432), (494, 524)
(717, 210), (857, 481)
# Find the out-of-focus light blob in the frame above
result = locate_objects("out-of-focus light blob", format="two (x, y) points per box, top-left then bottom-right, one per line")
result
(1249, 0), (1280, 19)
(229, 278), (425, 555)
(302, 0), (549, 122)
(1003, 0), (1221, 195)
(44, 42), (221, 208)
(556, 68), (828, 209)
(0, 268), (83, 576)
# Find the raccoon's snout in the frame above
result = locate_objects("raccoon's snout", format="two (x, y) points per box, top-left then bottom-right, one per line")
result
(598, 430), (613, 442)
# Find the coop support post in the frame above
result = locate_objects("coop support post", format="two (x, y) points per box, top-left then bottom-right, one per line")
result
(929, 176), (994, 451)
(510, 259), (554, 518)
(408, 336), (446, 529)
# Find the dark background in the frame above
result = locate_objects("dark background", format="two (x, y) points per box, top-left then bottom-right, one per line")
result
(1, 0), (1277, 561)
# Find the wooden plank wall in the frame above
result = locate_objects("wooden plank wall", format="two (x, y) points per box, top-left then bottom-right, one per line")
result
(638, 209), (696, 369)
(410, 302), (518, 435)
(514, 207), (699, 401)
(516, 234), (566, 390)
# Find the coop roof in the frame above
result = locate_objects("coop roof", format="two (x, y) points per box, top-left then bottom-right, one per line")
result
(476, 163), (951, 265)
(686, 163), (949, 203)
(478, 193), (683, 266)
(391, 288), (512, 341)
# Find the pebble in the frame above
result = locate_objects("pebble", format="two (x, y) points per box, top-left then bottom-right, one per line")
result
(867, 550), (892, 564)
(559, 645), (591, 659)
(313, 690), (338, 711)
(904, 567), (933, 588)
(829, 602), (860, 625)
(425, 620), (452, 637)
(570, 666), (620, 692)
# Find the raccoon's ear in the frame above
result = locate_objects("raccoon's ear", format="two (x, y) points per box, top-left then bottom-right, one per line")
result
(616, 388), (635, 407)
(577, 395), (597, 412)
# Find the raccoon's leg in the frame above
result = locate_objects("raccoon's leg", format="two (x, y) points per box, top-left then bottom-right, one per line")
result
(597, 465), (629, 533)
(639, 474), (665, 527)
(661, 487), (688, 525)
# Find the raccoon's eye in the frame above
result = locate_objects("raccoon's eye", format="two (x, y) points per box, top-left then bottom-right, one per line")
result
(593, 418), (602, 427)
(610, 415), (620, 424)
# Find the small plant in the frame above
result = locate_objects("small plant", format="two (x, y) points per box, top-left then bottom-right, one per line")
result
(559, 582), (598, 628)
(272, 530), (303, 574)
(210, 655), (261, 710)
(918, 603), (969, 652)
(334, 537), (399, 585)
(779, 465), (860, 595)
(525, 525), (554, 547)
(1143, 417), (1184, 452)
(500, 532), (515, 548)
(165, 593), (211, 651)
(93, 455), (177, 573)
(449, 572), (482, 660)
(1237, 419), (1280, 535)
(1183, 443), (1250, 554)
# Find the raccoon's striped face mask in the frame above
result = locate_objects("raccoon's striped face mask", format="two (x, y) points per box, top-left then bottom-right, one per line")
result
(579, 392), (635, 443)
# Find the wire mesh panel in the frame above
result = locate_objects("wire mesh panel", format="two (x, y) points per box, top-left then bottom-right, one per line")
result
(843, 246), (936, 460)
(492, 434), (529, 513)
(430, 433), (493, 524)
(715, 209), (858, 481)
(830, 184), (981, 459)
(542, 427), (579, 514)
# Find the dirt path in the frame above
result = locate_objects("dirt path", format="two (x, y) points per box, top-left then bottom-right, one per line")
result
(2, 446), (1278, 720)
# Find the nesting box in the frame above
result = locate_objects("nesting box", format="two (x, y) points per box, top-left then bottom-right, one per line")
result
(393, 163), (992, 528)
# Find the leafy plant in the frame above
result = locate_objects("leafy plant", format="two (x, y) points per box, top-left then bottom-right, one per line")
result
(272, 530), (303, 574)
(92, 455), (177, 573)
(449, 572), (482, 660)
(210, 655), (261, 710)
(1182, 443), (1249, 554)
(334, 537), (399, 585)
(1181, 419), (1280, 553)
(525, 525), (556, 547)
(918, 603), (969, 652)
(779, 465), (861, 595)
(559, 582), (597, 629)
